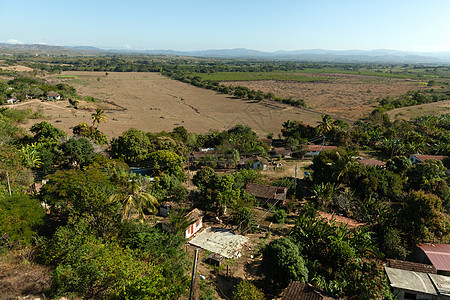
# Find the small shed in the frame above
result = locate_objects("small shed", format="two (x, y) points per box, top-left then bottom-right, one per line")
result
(204, 253), (224, 267)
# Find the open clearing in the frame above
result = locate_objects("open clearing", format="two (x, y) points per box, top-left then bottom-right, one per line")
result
(221, 73), (432, 120)
(387, 99), (450, 120)
(14, 71), (324, 138)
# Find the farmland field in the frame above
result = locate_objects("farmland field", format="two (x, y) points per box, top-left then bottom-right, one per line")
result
(194, 71), (327, 82)
(219, 73), (433, 120)
(387, 99), (450, 120)
(14, 71), (324, 138)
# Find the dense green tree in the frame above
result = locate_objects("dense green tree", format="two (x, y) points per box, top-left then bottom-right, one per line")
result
(0, 193), (45, 247)
(110, 128), (153, 162)
(60, 137), (95, 168)
(30, 121), (66, 143)
(146, 150), (185, 180)
(261, 237), (308, 287)
(73, 122), (107, 145)
(398, 190), (449, 244)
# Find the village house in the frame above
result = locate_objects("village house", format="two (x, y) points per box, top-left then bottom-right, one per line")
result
(6, 98), (19, 104)
(238, 156), (269, 171)
(47, 91), (61, 100)
(269, 147), (293, 158)
(184, 208), (203, 239)
(161, 208), (203, 239)
(245, 183), (287, 206)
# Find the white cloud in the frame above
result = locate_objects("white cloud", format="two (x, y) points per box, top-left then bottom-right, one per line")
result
(5, 39), (25, 44)
(124, 45), (131, 49)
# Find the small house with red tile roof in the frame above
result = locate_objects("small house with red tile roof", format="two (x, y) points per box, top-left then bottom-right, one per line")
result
(387, 259), (437, 274)
(246, 183), (287, 206)
(269, 147), (293, 158)
(46, 91), (61, 100)
(317, 211), (367, 229)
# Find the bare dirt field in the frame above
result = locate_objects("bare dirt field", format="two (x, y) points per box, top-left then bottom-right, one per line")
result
(222, 73), (431, 120)
(387, 100), (450, 120)
(13, 72), (324, 138)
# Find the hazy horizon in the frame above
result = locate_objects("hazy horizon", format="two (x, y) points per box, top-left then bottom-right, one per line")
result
(2, 0), (450, 53)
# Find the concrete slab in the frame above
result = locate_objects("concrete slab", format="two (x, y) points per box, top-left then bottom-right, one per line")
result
(189, 227), (249, 259)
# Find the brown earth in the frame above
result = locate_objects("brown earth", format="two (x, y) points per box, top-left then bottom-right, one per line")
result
(0, 65), (34, 72)
(222, 73), (431, 120)
(13, 71), (324, 138)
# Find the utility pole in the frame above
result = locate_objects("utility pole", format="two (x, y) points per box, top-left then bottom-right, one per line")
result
(6, 171), (11, 196)
(294, 164), (298, 198)
(189, 248), (200, 300)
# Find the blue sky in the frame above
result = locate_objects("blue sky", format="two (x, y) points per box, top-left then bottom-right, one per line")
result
(1, 0), (450, 52)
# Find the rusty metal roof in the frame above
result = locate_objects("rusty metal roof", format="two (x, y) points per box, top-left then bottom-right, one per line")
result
(418, 244), (450, 272)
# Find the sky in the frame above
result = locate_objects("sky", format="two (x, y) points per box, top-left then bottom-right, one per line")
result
(1, 0), (450, 52)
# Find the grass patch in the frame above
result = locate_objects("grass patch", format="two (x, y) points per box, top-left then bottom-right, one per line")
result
(57, 75), (78, 78)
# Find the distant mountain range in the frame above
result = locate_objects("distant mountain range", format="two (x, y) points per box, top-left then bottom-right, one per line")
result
(1, 43), (450, 64)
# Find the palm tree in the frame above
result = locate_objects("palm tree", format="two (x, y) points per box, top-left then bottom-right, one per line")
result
(91, 108), (108, 129)
(317, 115), (334, 134)
(107, 178), (159, 222)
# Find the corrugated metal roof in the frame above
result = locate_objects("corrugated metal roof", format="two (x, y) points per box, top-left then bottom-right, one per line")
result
(418, 244), (450, 272)
(385, 267), (438, 295)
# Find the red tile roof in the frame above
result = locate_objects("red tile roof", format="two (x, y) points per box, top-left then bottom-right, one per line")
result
(358, 158), (386, 167)
(282, 282), (334, 300)
(318, 211), (367, 229)
(418, 244), (450, 272)
(387, 259), (437, 274)
(410, 154), (445, 162)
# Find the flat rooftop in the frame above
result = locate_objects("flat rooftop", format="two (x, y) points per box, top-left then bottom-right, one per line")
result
(189, 227), (249, 259)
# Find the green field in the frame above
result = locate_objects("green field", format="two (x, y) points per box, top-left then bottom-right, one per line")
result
(192, 71), (329, 82)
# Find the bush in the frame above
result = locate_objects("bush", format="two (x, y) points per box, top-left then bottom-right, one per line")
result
(0, 193), (45, 247)
(233, 281), (264, 300)
(272, 209), (287, 224)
